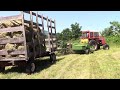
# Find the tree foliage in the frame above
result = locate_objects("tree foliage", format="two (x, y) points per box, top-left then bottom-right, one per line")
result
(101, 21), (120, 36)
(101, 21), (120, 46)
(71, 22), (82, 39)
(57, 22), (82, 42)
(61, 28), (72, 41)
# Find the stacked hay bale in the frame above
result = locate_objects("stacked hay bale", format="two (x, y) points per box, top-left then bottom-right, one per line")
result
(0, 18), (46, 58)
(0, 19), (24, 58)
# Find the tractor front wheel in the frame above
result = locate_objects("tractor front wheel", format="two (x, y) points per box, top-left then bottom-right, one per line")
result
(103, 44), (109, 50)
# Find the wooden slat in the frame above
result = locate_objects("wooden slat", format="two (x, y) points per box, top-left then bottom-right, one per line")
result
(10, 50), (25, 55)
(0, 37), (24, 44)
(47, 17), (51, 52)
(54, 19), (57, 49)
(48, 26), (55, 29)
(51, 36), (56, 38)
(50, 19), (54, 50)
(21, 12), (28, 61)
(47, 18), (54, 23)
(0, 26), (24, 32)
(46, 45), (57, 48)
(0, 58), (26, 61)
(36, 12), (41, 55)
(23, 11), (54, 23)
(41, 15), (45, 47)
(38, 14), (42, 18)
(49, 32), (55, 35)
(32, 12), (36, 16)
(30, 11), (36, 58)
(0, 50), (8, 55)
(0, 50), (25, 55)
(38, 15), (54, 23)
(51, 20), (54, 23)
(46, 42), (57, 45)
(45, 42), (57, 45)
(24, 20), (42, 27)
(45, 44), (57, 47)
(23, 11), (36, 16)
(0, 15), (22, 21)
(23, 11), (30, 14)
(45, 38), (56, 41)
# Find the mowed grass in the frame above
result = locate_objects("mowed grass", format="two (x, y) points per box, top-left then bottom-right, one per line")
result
(0, 45), (120, 79)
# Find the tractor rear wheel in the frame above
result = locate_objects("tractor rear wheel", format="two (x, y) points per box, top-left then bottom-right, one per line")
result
(103, 44), (109, 50)
(89, 40), (98, 51)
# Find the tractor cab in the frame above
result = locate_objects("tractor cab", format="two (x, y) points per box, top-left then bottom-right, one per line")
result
(81, 31), (99, 39)
(81, 32), (89, 38)
(80, 31), (90, 44)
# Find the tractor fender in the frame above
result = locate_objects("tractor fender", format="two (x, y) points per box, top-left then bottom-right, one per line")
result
(99, 36), (106, 45)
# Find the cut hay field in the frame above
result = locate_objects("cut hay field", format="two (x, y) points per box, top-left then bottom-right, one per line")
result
(0, 45), (120, 79)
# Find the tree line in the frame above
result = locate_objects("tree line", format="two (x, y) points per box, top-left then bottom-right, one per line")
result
(101, 21), (120, 45)
(57, 22), (82, 41)
(56, 21), (120, 48)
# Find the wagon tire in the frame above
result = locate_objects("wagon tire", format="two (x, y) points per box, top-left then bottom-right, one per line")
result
(26, 62), (36, 74)
(50, 53), (56, 64)
(0, 67), (5, 73)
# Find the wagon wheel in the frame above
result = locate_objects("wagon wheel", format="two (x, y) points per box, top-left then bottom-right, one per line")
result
(50, 53), (56, 64)
(0, 67), (5, 73)
(26, 61), (36, 74)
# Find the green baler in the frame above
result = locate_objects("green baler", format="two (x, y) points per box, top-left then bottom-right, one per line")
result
(71, 39), (94, 54)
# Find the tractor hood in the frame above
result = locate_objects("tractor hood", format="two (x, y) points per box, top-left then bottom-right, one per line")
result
(80, 38), (89, 44)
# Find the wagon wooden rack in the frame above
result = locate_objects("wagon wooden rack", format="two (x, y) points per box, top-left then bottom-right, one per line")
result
(0, 11), (57, 73)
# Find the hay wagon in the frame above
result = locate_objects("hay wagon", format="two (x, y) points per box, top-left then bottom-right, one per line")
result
(0, 11), (57, 73)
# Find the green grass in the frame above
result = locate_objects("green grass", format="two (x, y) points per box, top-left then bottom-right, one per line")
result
(0, 45), (120, 79)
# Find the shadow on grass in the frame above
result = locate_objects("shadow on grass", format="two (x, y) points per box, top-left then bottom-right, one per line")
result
(73, 50), (86, 54)
(3, 57), (65, 74)
(35, 57), (65, 73)
(73, 48), (104, 54)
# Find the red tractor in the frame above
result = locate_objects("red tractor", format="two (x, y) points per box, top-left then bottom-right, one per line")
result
(81, 31), (109, 51)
